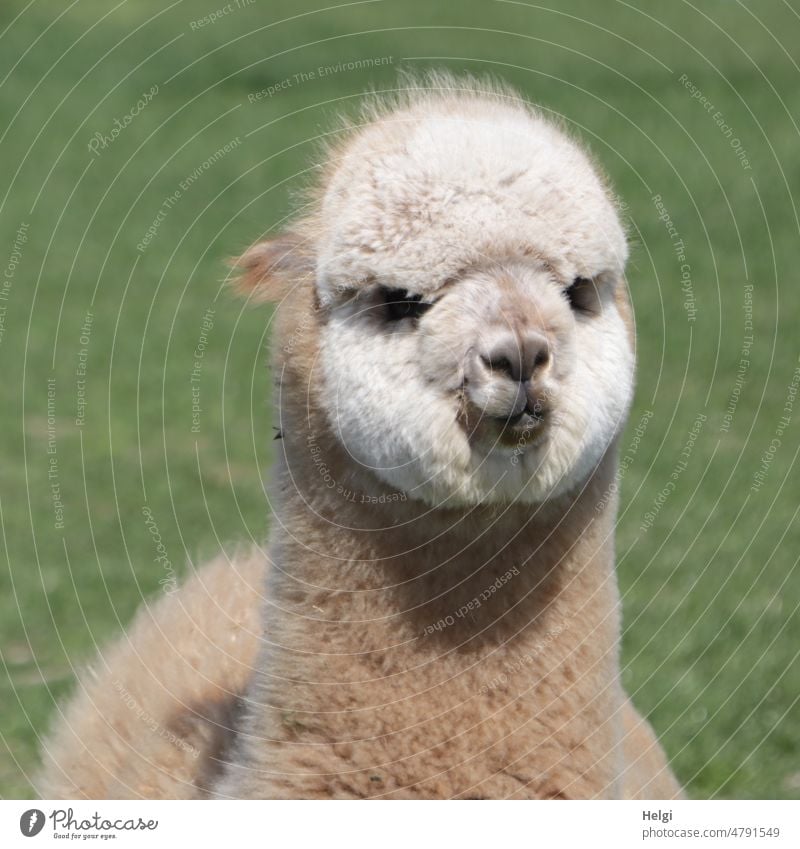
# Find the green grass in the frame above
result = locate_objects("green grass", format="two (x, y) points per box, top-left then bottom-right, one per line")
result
(1, 0), (798, 799)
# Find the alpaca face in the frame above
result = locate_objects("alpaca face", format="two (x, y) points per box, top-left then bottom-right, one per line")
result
(304, 93), (634, 507)
(247, 87), (635, 507)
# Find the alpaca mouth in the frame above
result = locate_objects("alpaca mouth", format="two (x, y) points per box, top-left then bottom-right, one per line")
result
(491, 391), (549, 427)
(460, 397), (549, 448)
(500, 399), (547, 425)
(493, 405), (547, 439)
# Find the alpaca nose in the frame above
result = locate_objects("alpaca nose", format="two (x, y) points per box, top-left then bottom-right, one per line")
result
(480, 330), (550, 383)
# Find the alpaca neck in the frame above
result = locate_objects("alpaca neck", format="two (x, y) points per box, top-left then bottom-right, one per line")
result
(227, 424), (625, 798)
(266, 426), (622, 699)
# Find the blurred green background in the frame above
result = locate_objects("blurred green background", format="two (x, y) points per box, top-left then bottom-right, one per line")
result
(1, 0), (798, 799)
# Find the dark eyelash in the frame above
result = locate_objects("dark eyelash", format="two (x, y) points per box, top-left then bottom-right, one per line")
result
(564, 277), (597, 314)
(383, 287), (434, 322)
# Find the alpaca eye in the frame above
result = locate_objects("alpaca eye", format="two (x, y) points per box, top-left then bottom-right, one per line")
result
(564, 277), (598, 314)
(382, 287), (433, 322)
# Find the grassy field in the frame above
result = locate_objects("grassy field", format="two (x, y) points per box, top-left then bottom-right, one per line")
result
(1, 0), (798, 799)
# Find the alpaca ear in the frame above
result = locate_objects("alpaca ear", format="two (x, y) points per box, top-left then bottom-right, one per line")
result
(230, 232), (311, 302)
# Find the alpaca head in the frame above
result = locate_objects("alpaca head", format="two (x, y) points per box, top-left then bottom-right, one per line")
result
(238, 76), (635, 508)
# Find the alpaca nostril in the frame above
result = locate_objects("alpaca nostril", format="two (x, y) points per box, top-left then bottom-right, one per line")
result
(480, 331), (550, 383)
(480, 353), (513, 377)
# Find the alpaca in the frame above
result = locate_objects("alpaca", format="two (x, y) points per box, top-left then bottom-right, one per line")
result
(38, 74), (683, 800)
